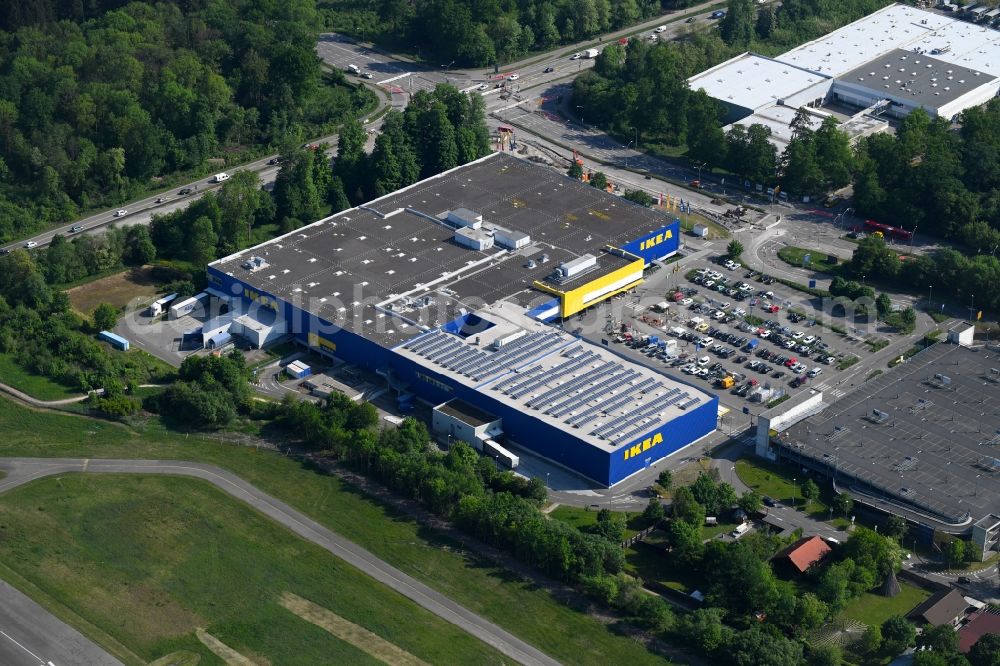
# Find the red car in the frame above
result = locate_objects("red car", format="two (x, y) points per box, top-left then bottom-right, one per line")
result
(766, 304), (780, 313)
(784, 357), (798, 368)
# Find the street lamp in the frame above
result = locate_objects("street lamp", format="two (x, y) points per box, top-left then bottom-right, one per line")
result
(928, 284), (933, 311)
(576, 105), (585, 128)
(625, 140), (634, 168)
(793, 477), (797, 509)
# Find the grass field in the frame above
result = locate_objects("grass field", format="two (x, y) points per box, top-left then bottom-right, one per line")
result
(0, 353), (79, 401)
(777, 246), (841, 271)
(839, 581), (930, 627)
(0, 475), (505, 665)
(66, 266), (163, 316)
(548, 505), (654, 540)
(735, 456), (838, 521)
(0, 397), (669, 666)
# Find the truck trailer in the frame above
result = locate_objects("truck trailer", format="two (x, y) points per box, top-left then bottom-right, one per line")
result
(484, 439), (519, 469)
(583, 48), (599, 58)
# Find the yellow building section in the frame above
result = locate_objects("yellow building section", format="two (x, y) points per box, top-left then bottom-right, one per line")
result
(534, 254), (645, 319)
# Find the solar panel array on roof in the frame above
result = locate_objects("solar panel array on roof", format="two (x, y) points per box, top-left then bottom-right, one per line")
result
(608, 390), (694, 444)
(406, 327), (565, 383)
(567, 377), (659, 428)
(505, 349), (599, 399)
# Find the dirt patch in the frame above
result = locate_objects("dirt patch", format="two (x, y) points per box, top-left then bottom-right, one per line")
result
(148, 650), (201, 666)
(195, 629), (268, 666)
(279, 591), (430, 666)
(66, 267), (164, 316)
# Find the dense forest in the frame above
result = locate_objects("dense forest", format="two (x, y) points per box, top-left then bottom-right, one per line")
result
(319, 0), (702, 66)
(0, 0), (372, 242)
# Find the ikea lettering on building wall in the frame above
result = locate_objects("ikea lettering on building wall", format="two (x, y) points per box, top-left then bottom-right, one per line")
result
(623, 432), (664, 460)
(623, 220), (681, 264)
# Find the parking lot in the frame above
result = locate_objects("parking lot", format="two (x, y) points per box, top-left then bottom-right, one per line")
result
(585, 253), (880, 416)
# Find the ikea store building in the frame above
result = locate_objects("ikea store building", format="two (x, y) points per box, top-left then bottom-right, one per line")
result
(206, 153), (717, 486)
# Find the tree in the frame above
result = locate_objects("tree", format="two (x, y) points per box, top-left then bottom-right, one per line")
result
(945, 539), (966, 569)
(860, 624), (883, 655)
(590, 171), (608, 190)
(832, 492), (854, 517)
(885, 515), (908, 541)
(668, 518), (705, 566)
(187, 215), (219, 265)
(122, 225), (156, 266)
(912, 652), (957, 666)
(676, 607), (732, 655)
(968, 632), (1000, 666)
(881, 615), (916, 657)
(92, 303), (120, 331)
(719, 0), (756, 47)
(595, 508), (627, 543)
(623, 189), (653, 207)
(568, 161), (583, 179)
(725, 625), (804, 666)
(657, 469), (673, 491)
(738, 490), (763, 515)
(809, 643), (843, 666)
(642, 497), (665, 522)
(801, 478), (820, 505)
(918, 623), (961, 655)
(876, 292), (893, 319)
(727, 240), (744, 260)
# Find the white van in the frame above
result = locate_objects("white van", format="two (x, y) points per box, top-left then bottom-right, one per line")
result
(347, 64), (361, 75)
(212, 172), (230, 183)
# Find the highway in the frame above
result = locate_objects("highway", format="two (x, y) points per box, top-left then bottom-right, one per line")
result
(0, 458), (561, 666)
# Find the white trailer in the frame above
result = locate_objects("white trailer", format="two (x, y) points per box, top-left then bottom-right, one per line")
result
(484, 439), (519, 469)
(584, 48), (600, 58)
(168, 292), (209, 320)
(148, 292), (178, 317)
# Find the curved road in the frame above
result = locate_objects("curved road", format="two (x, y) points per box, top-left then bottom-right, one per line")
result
(0, 458), (560, 666)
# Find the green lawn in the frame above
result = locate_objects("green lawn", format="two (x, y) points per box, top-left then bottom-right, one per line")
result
(777, 246), (841, 271)
(735, 457), (833, 518)
(0, 475), (505, 666)
(548, 505), (655, 540)
(840, 582), (931, 627)
(0, 397), (668, 666)
(0, 353), (80, 401)
(624, 543), (702, 594)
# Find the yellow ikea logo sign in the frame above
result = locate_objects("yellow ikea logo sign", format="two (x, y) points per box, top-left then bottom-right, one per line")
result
(638, 230), (673, 252)
(623, 432), (664, 460)
(243, 287), (277, 311)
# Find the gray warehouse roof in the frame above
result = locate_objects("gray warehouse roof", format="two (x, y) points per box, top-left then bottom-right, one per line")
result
(838, 49), (993, 108)
(777, 343), (1000, 528)
(210, 153), (677, 347)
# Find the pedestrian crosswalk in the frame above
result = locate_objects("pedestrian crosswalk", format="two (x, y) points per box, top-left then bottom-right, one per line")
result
(813, 382), (846, 399)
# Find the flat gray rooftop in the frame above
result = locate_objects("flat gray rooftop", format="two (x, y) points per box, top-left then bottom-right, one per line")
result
(210, 152), (677, 348)
(779, 343), (1000, 526)
(838, 48), (993, 108)
(436, 399), (498, 427)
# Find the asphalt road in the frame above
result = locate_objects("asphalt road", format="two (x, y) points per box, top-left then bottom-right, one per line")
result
(0, 458), (561, 666)
(0, 579), (121, 666)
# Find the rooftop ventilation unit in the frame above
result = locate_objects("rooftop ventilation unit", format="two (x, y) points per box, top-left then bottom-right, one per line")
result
(538, 253), (550, 264)
(241, 256), (269, 272)
(525, 259), (537, 269)
(446, 208), (483, 229)
(932, 373), (952, 386)
(556, 254), (598, 280)
(868, 408), (890, 424)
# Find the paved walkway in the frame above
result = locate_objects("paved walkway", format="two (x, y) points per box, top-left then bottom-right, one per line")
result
(0, 458), (560, 666)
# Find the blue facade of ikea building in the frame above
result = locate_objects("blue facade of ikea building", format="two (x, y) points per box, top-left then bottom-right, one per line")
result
(620, 219), (681, 265)
(209, 263), (717, 487)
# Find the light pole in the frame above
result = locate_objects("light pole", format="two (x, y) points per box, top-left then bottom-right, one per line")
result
(928, 285), (933, 312)
(440, 60), (455, 84)
(625, 140), (634, 168)
(910, 225), (917, 247)
(576, 104), (585, 128)
(793, 477), (797, 509)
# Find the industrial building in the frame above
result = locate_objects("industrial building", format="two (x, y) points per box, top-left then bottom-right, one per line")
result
(764, 342), (1000, 552)
(688, 3), (1000, 152)
(205, 152), (716, 486)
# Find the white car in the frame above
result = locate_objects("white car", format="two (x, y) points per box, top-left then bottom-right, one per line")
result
(508, 73), (519, 81)
(704, 280), (715, 288)
(807, 367), (823, 378)
(791, 331), (804, 340)
(712, 310), (725, 320)
(477, 83), (488, 91)
(683, 364), (698, 374)
(697, 356), (711, 366)
(696, 367), (710, 377)
(803, 335), (817, 345)
(733, 308), (747, 317)
(784, 339), (797, 349)
(792, 362), (807, 373)
(24, 240), (38, 248)
(680, 298), (693, 306)
(709, 271), (723, 280)
(699, 337), (714, 347)
(759, 330), (771, 339)
(114, 209), (127, 217)
(719, 302), (731, 310)
(570, 53), (582, 60)
(654, 25), (667, 32)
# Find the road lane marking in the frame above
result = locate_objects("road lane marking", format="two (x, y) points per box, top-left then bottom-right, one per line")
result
(0, 629), (45, 665)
